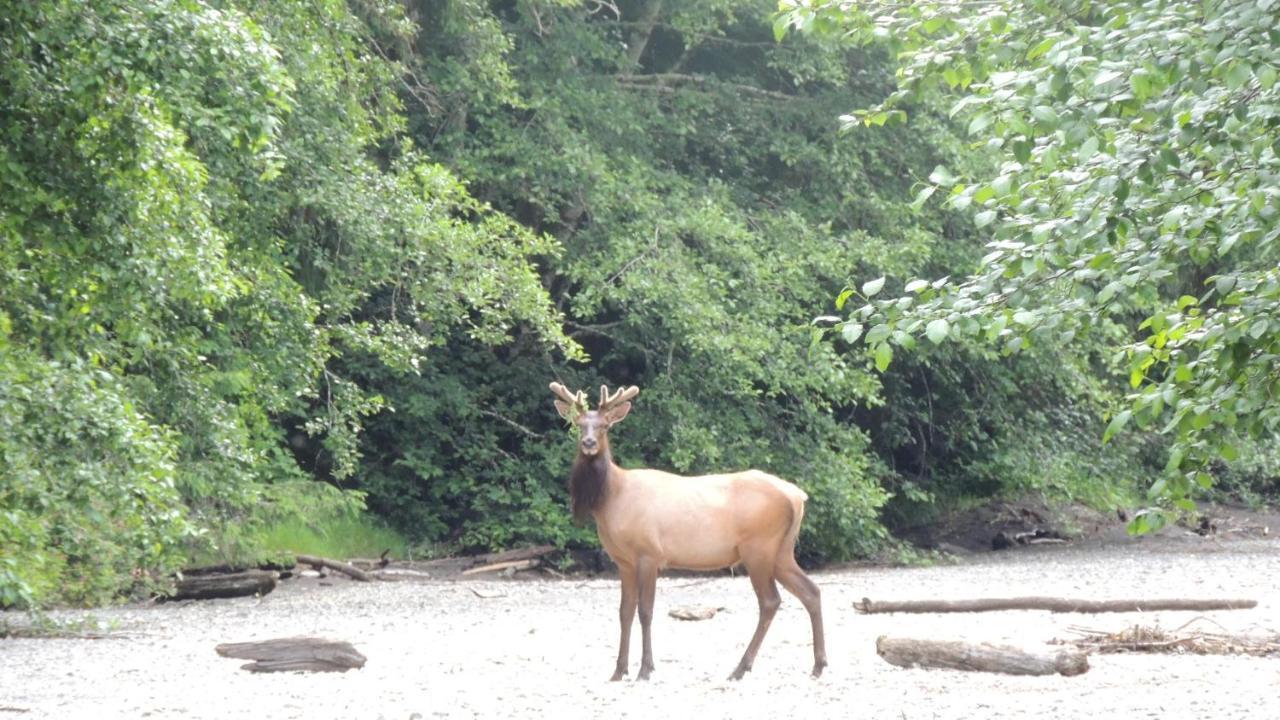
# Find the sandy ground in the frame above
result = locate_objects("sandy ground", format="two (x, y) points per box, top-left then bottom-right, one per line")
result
(3, 535), (1279, 720)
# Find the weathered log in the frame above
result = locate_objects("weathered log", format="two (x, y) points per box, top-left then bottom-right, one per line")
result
(167, 570), (277, 601)
(216, 637), (366, 673)
(855, 597), (1258, 614)
(460, 558), (539, 576)
(876, 636), (1089, 676)
(295, 554), (372, 582)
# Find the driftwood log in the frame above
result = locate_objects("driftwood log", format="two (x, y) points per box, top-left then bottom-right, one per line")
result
(876, 636), (1089, 676)
(461, 558), (540, 576)
(295, 554), (372, 582)
(216, 637), (366, 673)
(855, 597), (1258, 614)
(668, 605), (723, 621)
(168, 570), (277, 601)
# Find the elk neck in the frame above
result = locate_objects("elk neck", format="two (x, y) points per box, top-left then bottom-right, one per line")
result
(568, 443), (618, 523)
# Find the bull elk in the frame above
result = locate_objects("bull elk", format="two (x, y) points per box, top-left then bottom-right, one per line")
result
(550, 382), (826, 681)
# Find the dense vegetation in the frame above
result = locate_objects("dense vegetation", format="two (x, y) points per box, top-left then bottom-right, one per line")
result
(780, 0), (1280, 531)
(2, 0), (1269, 608)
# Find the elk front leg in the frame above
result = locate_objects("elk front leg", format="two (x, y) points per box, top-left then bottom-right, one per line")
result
(612, 561), (639, 681)
(636, 557), (659, 680)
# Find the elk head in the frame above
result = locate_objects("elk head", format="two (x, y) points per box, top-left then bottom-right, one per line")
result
(550, 383), (638, 458)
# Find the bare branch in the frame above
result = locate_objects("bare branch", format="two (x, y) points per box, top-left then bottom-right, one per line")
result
(615, 73), (799, 102)
(477, 408), (546, 439)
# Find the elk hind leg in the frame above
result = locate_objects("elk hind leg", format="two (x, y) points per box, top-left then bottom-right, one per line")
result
(776, 554), (826, 677)
(728, 551), (781, 681)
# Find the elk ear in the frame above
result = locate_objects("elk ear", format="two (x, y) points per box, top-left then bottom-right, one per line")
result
(553, 400), (573, 420)
(606, 401), (631, 425)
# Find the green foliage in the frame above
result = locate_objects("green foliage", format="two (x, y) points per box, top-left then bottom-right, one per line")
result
(351, 0), (991, 560)
(782, 0), (1280, 523)
(0, 345), (188, 606)
(3, 0), (1206, 610)
(0, 0), (572, 606)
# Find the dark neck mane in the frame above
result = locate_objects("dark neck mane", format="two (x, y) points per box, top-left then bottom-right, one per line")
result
(568, 450), (613, 523)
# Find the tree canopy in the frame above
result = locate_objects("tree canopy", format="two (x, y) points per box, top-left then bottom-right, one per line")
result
(0, 0), (574, 605)
(779, 0), (1280, 530)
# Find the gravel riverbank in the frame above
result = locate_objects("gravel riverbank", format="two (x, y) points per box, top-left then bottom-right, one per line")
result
(3, 535), (1278, 720)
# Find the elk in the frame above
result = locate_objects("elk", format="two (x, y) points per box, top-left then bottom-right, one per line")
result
(550, 382), (826, 681)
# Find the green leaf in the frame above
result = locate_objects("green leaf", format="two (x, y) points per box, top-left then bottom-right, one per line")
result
(904, 279), (929, 293)
(874, 343), (893, 372)
(1093, 69), (1123, 87)
(835, 288), (855, 310)
(862, 276), (886, 297)
(925, 318), (950, 344)
(772, 15), (790, 42)
(910, 185), (937, 211)
(1102, 409), (1131, 444)
(865, 324), (892, 344)
(1226, 62), (1252, 91)
(1258, 64), (1277, 89)
(1078, 136), (1099, 162)
(1031, 106), (1059, 127)
(1126, 509), (1167, 536)
(974, 210), (997, 228)
(928, 166), (956, 186)
(841, 322), (864, 344)
(1026, 37), (1057, 61)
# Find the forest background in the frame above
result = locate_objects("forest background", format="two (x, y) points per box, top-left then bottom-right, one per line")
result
(3, 0), (1276, 608)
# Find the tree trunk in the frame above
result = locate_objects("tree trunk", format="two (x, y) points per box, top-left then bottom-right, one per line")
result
(168, 570), (277, 601)
(876, 636), (1089, 676)
(625, 0), (663, 68)
(855, 597), (1257, 614)
(216, 637), (366, 673)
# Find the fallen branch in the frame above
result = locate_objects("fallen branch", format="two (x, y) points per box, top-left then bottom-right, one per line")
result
(1063, 618), (1280, 657)
(295, 554), (372, 582)
(855, 597), (1258, 614)
(876, 636), (1089, 677)
(461, 558), (539, 576)
(469, 544), (555, 567)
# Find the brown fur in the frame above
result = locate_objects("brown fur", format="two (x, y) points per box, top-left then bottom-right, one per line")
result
(549, 382), (827, 682)
(568, 451), (611, 524)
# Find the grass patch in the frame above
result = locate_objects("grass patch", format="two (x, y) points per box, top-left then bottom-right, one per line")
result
(255, 512), (411, 560)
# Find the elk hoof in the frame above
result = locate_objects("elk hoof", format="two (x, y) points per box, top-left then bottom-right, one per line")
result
(812, 662), (827, 678)
(609, 669), (628, 682)
(638, 666), (653, 681)
(728, 665), (750, 681)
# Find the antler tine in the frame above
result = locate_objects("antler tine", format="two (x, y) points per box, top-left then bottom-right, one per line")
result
(549, 382), (587, 413)
(598, 384), (639, 412)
